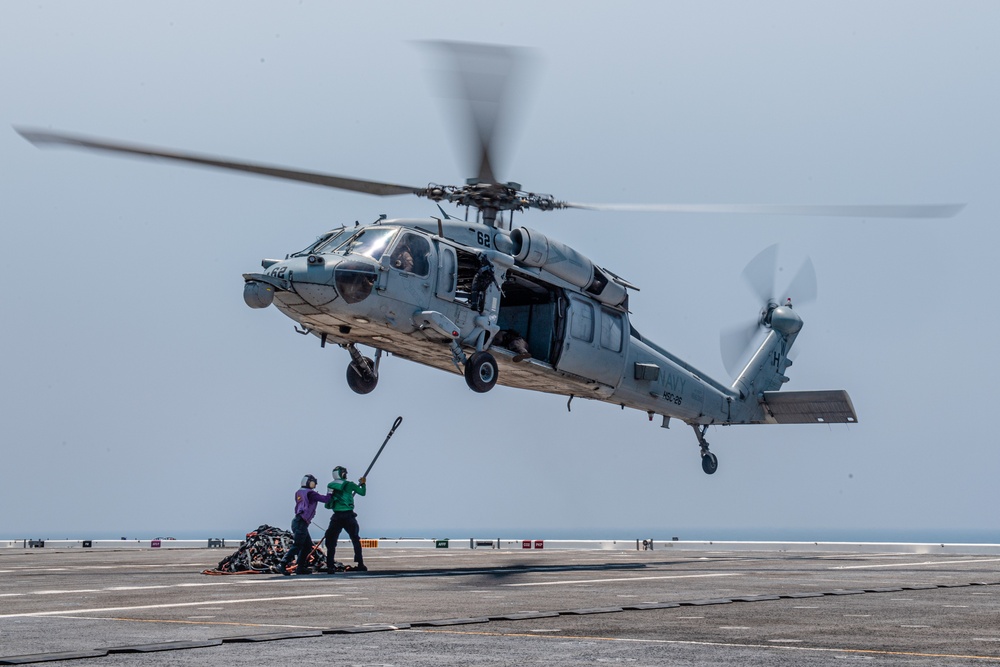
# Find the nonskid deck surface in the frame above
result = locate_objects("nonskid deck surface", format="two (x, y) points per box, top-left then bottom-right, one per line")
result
(2, 547), (1000, 665)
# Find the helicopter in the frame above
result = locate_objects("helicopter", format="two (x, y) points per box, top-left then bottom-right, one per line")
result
(15, 42), (963, 475)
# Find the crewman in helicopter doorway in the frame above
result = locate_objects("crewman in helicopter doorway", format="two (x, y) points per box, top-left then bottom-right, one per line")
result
(275, 474), (331, 575)
(324, 466), (368, 573)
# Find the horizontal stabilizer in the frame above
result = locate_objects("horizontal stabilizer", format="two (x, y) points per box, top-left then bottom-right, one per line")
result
(760, 390), (858, 424)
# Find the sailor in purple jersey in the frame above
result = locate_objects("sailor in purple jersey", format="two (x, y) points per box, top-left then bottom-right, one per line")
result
(275, 474), (331, 575)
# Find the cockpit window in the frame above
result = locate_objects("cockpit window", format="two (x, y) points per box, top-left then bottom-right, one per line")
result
(311, 228), (350, 254)
(291, 228), (347, 257)
(389, 232), (431, 276)
(334, 227), (397, 261)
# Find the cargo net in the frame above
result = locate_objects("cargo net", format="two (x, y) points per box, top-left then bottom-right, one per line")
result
(202, 524), (329, 575)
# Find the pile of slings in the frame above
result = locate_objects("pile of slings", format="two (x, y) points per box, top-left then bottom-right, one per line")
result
(202, 524), (328, 575)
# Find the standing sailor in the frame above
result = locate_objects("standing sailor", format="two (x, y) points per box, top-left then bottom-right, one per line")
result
(324, 466), (368, 573)
(275, 474), (331, 575)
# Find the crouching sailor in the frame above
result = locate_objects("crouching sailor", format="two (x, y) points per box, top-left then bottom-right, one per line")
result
(324, 466), (368, 573)
(275, 474), (331, 575)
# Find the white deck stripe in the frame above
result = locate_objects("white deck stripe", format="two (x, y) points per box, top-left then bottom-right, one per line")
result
(0, 593), (344, 619)
(830, 557), (1000, 569)
(503, 573), (741, 587)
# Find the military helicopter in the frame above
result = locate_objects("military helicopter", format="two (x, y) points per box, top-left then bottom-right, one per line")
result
(15, 42), (963, 475)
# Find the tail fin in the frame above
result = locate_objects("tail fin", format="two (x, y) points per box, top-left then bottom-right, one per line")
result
(732, 327), (797, 400)
(728, 303), (859, 425)
(729, 303), (801, 422)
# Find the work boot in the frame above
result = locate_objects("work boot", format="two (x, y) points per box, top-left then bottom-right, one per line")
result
(275, 562), (290, 575)
(353, 563), (368, 572)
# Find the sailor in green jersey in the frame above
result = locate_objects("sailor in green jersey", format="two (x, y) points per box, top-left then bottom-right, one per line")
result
(324, 466), (367, 573)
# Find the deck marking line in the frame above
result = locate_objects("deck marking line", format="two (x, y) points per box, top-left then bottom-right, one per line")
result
(42, 615), (326, 629)
(0, 593), (344, 619)
(831, 558), (1000, 570)
(504, 573), (740, 587)
(414, 628), (1000, 661)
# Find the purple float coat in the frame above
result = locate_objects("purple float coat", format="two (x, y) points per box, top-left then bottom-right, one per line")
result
(293, 487), (332, 523)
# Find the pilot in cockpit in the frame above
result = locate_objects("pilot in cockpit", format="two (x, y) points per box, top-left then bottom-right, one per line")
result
(391, 242), (415, 273)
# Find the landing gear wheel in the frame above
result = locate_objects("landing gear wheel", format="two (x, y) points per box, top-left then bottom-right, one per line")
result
(701, 451), (719, 475)
(346, 357), (378, 394)
(464, 351), (498, 393)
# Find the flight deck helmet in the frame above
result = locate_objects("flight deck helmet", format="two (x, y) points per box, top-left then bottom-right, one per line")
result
(301, 474), (318, 489)
(333, 466), (348, 480)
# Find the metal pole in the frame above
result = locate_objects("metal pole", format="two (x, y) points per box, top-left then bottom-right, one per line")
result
(363, 416), (403, 479)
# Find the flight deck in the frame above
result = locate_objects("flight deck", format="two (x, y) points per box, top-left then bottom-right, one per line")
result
(2, 543), (1000, 665)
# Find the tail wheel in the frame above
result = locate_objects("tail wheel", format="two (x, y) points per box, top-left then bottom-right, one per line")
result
(464, 351), (498, 393)
(346, 357), (378, 394)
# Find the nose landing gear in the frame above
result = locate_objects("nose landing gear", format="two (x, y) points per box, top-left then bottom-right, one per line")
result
(692, 424), (719, 475)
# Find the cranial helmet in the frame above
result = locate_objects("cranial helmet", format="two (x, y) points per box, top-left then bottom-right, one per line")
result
(301, 474), (318, 489)
(333, 466), (348, 480)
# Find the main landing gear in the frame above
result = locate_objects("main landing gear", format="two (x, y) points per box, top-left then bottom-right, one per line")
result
(340, 337), (499, 395)
(446, 334), (498, 394)
(464, 350), (498, 393)
(692, 424), (718, 475)
(344, 344), (378, 395)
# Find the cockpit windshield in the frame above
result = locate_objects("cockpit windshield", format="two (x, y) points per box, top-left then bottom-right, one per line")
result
(311, 228), (350, 254)
(334, 227), (398, 261)
(291, 228), (348, 257)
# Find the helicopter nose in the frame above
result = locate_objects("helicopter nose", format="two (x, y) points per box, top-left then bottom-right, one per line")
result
(243, 255), (328, 309)
(243, 255), (379, 308)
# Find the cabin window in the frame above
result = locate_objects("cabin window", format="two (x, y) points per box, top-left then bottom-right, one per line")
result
(570, 301), (594, 342)
(600, 310), (623, 352)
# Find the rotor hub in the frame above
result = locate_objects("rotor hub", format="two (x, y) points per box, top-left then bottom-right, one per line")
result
(418, 182), (561, 226)
(768, 304), (803, 336)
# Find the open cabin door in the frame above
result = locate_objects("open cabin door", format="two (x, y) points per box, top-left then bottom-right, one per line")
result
(555, 293), (627, 388)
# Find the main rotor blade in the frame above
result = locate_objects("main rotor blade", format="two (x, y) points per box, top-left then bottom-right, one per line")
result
(15, 127), (423, 197)
(429, 41), (525, 185)
(561, 202), (965, 218)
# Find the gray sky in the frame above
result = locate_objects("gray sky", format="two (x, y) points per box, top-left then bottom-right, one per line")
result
(2, 1), (997, 541)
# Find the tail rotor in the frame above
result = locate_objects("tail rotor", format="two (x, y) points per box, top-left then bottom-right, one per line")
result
(720, 244), (817, 377)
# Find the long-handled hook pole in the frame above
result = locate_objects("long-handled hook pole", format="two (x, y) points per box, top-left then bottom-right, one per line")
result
(363, 416), (403, 479)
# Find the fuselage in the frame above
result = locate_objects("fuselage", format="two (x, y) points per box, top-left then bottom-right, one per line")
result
(244, 218), (786, 427)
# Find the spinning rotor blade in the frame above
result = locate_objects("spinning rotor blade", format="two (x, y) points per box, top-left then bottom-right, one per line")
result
(429, 41), (526, 185)
(720, 245), (818, 376)
(787, 257), (818, 306)
(741, 244), (778, 304)
(15, 127), (423, 197)
(561, 202), (965, 219)
(721, 320), (762, 377)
